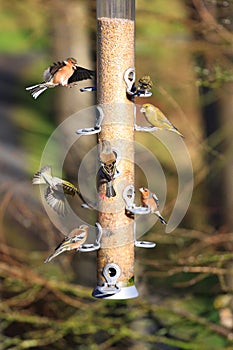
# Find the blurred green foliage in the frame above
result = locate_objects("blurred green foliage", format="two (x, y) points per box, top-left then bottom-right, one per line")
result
(0, 0), (49, 53)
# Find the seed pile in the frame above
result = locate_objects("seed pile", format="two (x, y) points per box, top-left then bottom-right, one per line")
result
(97, 17), (134, 104)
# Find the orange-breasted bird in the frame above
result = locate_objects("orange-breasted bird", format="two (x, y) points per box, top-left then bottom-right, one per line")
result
(139, 187), (167, 224)
(26, 57), (95, 99)
(44, 225), (88, 263)
(32, 165), (87, 216)
(98, 140), (117, 198)
(140, 103), (183, 137)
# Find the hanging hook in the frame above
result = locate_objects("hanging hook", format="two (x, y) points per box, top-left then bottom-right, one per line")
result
(92, 263), (121, 297)
(133, 221), (156, 249)
(75, 105), (103, 135)
(135, 241), (156, 248)
(124, 69), (153, 98)
(124, 67), (136, 95)
(80, 86), (97, 92)
(79, 222), (103, 252)
(122, 184), (135, 209)
(134, 125), (158, 132)
(122, 184), (150, 214)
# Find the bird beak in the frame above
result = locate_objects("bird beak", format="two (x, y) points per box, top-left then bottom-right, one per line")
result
(140, 107), (146, 114)
(139, 187), (143, 193)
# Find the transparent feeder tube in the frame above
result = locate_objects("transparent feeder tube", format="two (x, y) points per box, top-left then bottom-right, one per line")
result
(93, 0), (137, 299)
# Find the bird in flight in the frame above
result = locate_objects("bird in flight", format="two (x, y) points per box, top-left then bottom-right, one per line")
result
(32, 165), (87, 216)
(26, 57), (95, 99)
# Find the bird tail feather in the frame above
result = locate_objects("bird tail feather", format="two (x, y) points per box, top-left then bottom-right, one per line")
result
(155, 211), (167, 225)
(44, 247), (66, 263)
(106, 181), (116, 198)
(26, 84), (47, 99)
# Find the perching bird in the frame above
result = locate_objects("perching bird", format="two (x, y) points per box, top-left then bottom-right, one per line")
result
(137, 76), (153, 94)
(44, 225), (88, 263)
(127, 75), (153, 97)
(140, 103), (183, 137)
(26, 57), (95, 99)
(98, 140), (117, 198)
(32, 165), (86, 216)
(139, 187), (167, 224)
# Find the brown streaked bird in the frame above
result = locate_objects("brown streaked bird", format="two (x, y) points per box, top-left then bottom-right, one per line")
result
(32, 165), (87, 216)
(139, 187), (167, 225)
(44, 225), (88, 263)
(98, 140), (117, 198)
(26, 57), (95, 99)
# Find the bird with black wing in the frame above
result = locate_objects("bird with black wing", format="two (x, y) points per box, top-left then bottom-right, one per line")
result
(26, 57), (95, 99)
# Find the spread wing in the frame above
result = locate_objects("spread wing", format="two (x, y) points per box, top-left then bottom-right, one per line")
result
(32, 165), (52, 185)
(44, 186), (68, 216)
(43, 61), (66, 82)
(67, 66), (95, 85)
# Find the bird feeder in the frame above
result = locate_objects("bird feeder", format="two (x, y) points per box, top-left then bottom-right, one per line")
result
(31, 0), (166, 300)
(92, 0), (137, 299)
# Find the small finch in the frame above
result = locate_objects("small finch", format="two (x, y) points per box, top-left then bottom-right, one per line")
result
(98, 140), (117, 198)
(140, 103), (183, 137)
(44, 225), (88, 263)
(139, 187), (167, 224)
(127, 75), (153, 97)
(26, 57), (95, 99)
(32, 165), (86, 216)
(137, 76), (153, 94)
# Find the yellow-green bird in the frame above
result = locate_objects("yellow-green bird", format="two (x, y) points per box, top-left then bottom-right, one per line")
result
(32, 165), (86, 216)
(140, 103), (183, 137)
